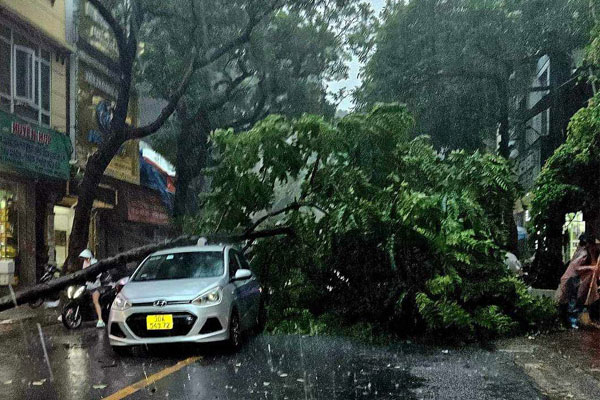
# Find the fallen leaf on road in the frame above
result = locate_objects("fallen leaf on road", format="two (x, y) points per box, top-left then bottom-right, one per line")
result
(3, 380), (12, 385)
(32, 379), (46, 386)
(235, 363), (242, 367)
(279, 373), (288, 378)
(297, 379), (305, 383)
(93, 384), (107, 389)
(263, 382), (270, 386)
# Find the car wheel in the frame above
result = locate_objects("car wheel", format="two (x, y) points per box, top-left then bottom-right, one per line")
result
(227, 310), (242, 350)
(62, 305), (82, 329)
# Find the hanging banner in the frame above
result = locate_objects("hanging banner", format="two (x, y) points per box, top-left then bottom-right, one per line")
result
(0, 110), (71, 180)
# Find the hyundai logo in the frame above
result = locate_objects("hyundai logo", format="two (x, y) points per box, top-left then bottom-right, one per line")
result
(153, 300), (167, 307)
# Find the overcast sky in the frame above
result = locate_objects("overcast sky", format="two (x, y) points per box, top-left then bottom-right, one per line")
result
(329, 0), (387, 111)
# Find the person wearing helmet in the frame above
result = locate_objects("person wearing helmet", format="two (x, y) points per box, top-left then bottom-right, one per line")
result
(79, 249), (104, 328)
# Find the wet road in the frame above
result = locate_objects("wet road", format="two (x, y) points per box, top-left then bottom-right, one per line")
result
(0, 311), (545, 400)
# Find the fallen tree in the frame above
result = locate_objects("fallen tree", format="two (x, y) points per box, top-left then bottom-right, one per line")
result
(0, 227), (293, 312)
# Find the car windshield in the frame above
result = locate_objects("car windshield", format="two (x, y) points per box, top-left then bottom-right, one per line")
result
(131, 252), (224, 281)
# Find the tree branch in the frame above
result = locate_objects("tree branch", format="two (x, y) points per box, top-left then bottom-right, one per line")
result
(244, 201), (327, 236)
(0, 228), (294, 311)
(202, 65), (253, 114)
(126, 1), (281, 139)
(226, 79), (269, 130)
(126, 47), (199, 138)
(87, 0), (129, 66)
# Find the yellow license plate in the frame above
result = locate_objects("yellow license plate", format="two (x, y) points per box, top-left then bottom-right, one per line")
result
(146, 314), (173, 330)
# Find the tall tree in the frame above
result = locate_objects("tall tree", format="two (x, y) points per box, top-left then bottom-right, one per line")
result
(139, 2), (374, 219)
(356, 0), (592, 155)
(67, 0), (290, 270)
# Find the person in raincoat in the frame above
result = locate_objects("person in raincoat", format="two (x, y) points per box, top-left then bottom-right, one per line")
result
(557, 233), (600, 329)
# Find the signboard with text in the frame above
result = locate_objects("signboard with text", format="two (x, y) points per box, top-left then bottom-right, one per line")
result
(76, 63), (140, 185)
(0, 110), (71, 180)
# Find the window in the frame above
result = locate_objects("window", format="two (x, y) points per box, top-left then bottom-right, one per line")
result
(14, 45), (34, 103)
(228, 249), (241, 278)
(0, 186), (18, 261)
(0, 40), (10, 97)
(131, 252), (225, 281)
(235, 252), (251, 271)
(0, 23), (52, 126)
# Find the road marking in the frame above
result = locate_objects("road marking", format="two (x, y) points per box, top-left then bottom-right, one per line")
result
(103, 356), (201, 400)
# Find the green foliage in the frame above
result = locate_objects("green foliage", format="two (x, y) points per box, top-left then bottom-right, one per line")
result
(195, 104), (557, 341)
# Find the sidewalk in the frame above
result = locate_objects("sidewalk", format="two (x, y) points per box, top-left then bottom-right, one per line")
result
(0, 301), (60, 326)
(498, 330), (600, 399)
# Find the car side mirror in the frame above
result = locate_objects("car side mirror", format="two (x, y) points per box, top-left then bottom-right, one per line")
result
(232, 269), (252, 281)
(118, 277), (130, 286)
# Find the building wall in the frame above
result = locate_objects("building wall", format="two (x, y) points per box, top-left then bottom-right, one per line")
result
(51, 56), (67, 132)
(0, 0), (67, 49)
(0, 1), (70, 286)
(0, 1), (69, 134)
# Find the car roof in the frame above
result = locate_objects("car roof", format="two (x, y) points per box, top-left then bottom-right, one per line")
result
(150, 245), (228, 256)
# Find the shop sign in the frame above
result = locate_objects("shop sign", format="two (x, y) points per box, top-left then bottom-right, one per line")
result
(127, 197), (170, 226)
(79, 0), (119, 60)
(76, 63), (140, 185)
(0, 110), (71, 180)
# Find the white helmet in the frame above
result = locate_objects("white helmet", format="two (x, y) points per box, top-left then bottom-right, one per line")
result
(79, 249), (93, 259)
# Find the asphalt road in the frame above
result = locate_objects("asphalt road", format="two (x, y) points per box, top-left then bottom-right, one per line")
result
(0, 310), (546, 400)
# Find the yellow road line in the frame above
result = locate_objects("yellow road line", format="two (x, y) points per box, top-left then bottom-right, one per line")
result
(103, 356), (202, 400)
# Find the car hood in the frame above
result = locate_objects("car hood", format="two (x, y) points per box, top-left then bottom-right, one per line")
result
(121, 277), (222, 302)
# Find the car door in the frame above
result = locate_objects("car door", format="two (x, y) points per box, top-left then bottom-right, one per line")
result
(234, 251), (261, 325)
(228, 249), (249, 328)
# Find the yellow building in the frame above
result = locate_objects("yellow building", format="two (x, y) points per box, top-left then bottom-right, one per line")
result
(0, 0), (72, 286)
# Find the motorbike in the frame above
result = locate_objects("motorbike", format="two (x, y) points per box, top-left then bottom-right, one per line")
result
(61, 274), (118, 329)
(28, 264), (61, 308)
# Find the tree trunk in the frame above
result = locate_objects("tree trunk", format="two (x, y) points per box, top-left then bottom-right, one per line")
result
(0, 227), (293, 312)
(173, 108), (211, 219)
(66, 134), (128, 271)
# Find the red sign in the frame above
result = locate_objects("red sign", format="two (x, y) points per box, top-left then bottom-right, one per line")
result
(127, 198), (169, 225)
(12, 121), (52, 145)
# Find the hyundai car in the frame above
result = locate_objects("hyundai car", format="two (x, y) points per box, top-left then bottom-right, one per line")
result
(107, 243), (263, 353)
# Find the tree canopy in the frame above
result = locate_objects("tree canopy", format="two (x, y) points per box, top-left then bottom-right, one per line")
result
(356, 0), (593, 153)
(191, 104), (555, 340)
(138, 0), (374, 218)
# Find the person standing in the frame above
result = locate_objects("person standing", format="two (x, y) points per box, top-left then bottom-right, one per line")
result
(557, 233), (600, 329)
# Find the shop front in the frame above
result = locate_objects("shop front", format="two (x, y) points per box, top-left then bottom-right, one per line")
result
(93, 179), (174, 260)
(0, 109), (71, 286)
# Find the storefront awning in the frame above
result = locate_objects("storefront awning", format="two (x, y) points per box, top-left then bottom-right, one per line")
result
(0, 110), (72, 181)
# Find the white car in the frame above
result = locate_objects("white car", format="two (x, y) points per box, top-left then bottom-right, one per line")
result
(107, 244), (263, 353)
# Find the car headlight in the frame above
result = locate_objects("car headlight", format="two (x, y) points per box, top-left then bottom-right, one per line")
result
(67, 285), (85, 299)
(192, 287), (222, 307)
(112, 293), (132, 311)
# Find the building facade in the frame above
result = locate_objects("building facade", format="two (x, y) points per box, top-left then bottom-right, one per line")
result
(0, 0), (72, 286)
(511, 51), (594, 259)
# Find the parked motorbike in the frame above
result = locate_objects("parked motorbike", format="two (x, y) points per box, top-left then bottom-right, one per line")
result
(28, 264), (61, 308)
(61, 279), (117, 329)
